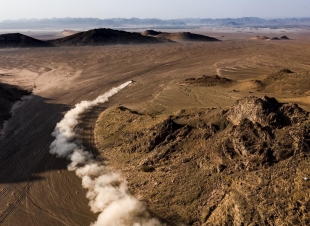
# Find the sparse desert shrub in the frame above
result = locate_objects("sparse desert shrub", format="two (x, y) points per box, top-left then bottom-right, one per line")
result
(140, 165), (155, 172)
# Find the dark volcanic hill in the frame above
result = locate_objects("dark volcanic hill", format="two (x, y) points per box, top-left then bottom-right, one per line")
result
(251, 35), (290, 41)
(142, 30), (220, 42)
(280, 35), (290, 40)
(49, 28), (163, 46)
(0, 33), (54, 48)
(141, 30), (163, 36)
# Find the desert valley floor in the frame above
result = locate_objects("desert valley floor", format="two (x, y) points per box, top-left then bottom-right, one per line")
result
(0, 30), (310, 225)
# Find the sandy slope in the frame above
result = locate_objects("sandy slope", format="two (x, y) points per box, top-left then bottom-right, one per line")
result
(0, 32), (310, 225)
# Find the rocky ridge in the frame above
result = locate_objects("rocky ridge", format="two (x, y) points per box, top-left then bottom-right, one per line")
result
(183, 75), (233, 87)
(95, 96), (310, 225)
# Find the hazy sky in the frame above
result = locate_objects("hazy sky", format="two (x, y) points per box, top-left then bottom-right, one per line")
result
(0, 0), (309, 21)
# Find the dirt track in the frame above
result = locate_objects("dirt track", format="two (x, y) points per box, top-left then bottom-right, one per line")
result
(1, 35), (310, 225)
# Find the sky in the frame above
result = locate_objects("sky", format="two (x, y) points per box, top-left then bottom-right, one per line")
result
(0, 0), (309, 21)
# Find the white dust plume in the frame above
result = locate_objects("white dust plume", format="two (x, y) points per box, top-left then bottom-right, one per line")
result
(49, 81), (164, 226)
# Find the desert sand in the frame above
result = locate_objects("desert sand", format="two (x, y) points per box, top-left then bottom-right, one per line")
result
(0, 30), (310, 225)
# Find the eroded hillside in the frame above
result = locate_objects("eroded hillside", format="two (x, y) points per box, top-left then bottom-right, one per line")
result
(95, 96), (310, 225)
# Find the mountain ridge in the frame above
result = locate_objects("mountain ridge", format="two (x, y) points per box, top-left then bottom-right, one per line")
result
(1, 17), (310, 29)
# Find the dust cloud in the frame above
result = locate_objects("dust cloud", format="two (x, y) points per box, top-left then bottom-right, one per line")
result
(49, 81), (163, 226)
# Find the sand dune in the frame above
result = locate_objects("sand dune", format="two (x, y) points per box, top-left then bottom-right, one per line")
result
(60, 29), (79, 37)
(142, 30), (220, 42)
(250, 35), (270, 40)
(156, 32), (220, 42)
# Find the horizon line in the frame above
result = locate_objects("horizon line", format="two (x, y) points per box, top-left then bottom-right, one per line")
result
(1, 16), (310, 23)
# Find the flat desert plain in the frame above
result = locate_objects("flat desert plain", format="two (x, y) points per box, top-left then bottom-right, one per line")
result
(0, 30), (310, 225)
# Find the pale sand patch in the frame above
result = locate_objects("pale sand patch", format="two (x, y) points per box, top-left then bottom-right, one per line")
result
(0, 67), (82, 94)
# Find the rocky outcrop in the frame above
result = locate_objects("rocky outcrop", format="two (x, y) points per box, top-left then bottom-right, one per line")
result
(227, 96), (307, 128)
(225, 96), (309, 163)
(184, 75), (233, 87)
(95, 96), (310, 225)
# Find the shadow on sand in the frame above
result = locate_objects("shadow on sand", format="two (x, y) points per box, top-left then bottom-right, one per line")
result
(0, 93), (70, 184)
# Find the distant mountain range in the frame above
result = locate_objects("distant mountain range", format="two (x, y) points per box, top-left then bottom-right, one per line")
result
(1, 17), (310, 29)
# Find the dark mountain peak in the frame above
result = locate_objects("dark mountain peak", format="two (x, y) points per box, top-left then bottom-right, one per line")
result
(280, 35), (290, 40)
(0, 33), (54, 48)
(49, 28), (163, 46)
